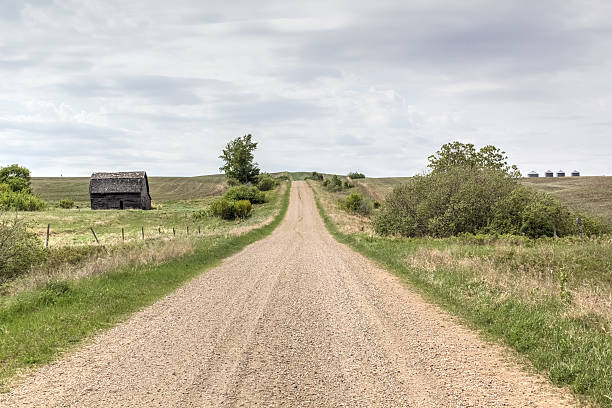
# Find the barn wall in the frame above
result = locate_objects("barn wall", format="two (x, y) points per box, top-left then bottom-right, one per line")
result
(91, 193), (143, 210)
(140, 190), (152, 210)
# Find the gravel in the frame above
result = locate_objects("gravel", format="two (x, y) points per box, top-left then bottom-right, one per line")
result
(0, 181), (576, 407)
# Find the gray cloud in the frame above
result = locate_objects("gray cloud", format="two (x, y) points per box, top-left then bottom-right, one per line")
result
(1, 0), (611, 177)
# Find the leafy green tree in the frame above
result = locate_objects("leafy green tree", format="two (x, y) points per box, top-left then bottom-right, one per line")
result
(219, 134), (260, 184)
(427, 142), (521, 177)
(0, 164), (32, 193)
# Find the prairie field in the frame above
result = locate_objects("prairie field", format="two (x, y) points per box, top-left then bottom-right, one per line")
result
(31, 174), (227, 203)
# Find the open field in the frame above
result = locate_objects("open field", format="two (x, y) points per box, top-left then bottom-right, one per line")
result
(520, 176), (612, 223)
(13, 190), (279, 247)
(309, 180), (612, 406)
(31, 174), (227, 203)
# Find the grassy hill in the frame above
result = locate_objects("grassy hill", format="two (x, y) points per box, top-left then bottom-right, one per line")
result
(520, 176), (612, 223)
(31, 174), (227, 203)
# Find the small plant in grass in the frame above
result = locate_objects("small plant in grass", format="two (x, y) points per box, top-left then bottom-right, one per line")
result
(59, 199), (74, 209)
(347, 172), (365, 179)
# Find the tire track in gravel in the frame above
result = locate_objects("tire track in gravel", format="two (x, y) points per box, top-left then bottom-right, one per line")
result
(0, 181), (576, 407)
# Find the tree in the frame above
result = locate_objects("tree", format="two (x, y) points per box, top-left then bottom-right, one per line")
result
(427, 142), (521, 177)
(219, 134), (260, 184)
(0, 164), (32, 193)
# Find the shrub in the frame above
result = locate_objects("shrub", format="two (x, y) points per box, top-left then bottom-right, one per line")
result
(305, 171), (324, 181)
(325, 175), (344, 192)
(209, 198), (238, 220)
(342, 193), (373, 216)
(208, 198), (253, 220)
(0, 184), (46, 211)
(519, 193), (574, 238)
(59, 199), (75, 209)
(257, 174), (277, 191)
(373, 166), (607, 238)
(347, 172), (365, 179)
(234, 200), (253, 218)
(224, 185), (266, 204)
(0, 216), (46, 283)
(374, 167), (517, 237)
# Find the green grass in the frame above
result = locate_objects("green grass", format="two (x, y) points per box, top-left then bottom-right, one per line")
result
(12, 185), (281, 247)
(0, 181), (291, 389)
(31, 174), (227, 203)
(310, 182), (612, 407)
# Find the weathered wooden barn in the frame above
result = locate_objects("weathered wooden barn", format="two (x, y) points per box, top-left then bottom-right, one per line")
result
(89, 171), (152, 210)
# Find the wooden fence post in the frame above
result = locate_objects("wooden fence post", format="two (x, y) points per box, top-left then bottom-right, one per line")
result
(187, 226), (189, 235)
(90, 227), (99, 244)
(141, 226), (145, 240)
(158, 227), (161, 235)
(173, 227), (175, 237)
(198, 226), (201, 235)
(45, 224), (50, 247)
(122, 227), (125, 241)
(577, 217), (584, 240)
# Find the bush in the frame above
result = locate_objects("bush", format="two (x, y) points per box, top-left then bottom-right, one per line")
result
(0, 216), (46, 283)
(209, 198), (238, 220)
(224, 185), (266, 204)
(0, 185), (46, 211)
(342, 193), (373, 216)
(305, 171), (324, 181)
(373, 166), (609, 238)
(59, 199), (75, 209)
(234, 200), (253, 218)
(257, 174), (277, 191)
(374, 167), (516, 237)
(324, 175), (344, 192)
(208, 198), (253, 220)
(347, 172), (365, 179)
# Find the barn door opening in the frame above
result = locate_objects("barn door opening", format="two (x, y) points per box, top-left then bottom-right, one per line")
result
(119, 200), (124, 210)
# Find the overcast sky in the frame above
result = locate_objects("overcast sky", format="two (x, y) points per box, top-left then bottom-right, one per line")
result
(1, 0), (611, 177)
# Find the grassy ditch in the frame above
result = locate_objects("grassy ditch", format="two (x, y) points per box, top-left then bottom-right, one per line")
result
(0, 181), (291, 390)
(310, 182), (612, 407)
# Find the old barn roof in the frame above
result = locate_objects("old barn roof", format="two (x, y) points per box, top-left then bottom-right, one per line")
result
(89, 171), (149, 194)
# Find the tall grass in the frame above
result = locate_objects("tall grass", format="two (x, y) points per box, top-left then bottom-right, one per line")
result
(0, 181), (290, 390)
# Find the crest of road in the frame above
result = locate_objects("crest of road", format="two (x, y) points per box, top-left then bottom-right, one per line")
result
(1, 181), (575, 407)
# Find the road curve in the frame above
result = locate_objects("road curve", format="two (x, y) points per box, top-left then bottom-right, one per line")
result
(1, 181), (575, 407)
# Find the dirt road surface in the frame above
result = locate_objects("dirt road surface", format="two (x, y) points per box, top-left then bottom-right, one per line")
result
(1, 181), (576, 407)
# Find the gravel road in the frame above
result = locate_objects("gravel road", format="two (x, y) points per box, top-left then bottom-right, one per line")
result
(1, 181), (576, 407)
